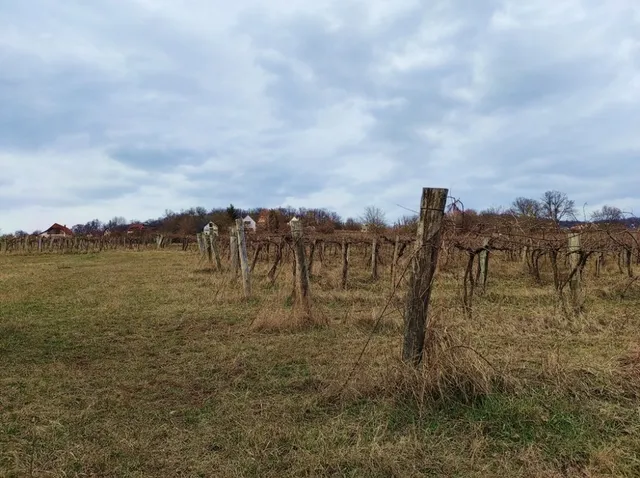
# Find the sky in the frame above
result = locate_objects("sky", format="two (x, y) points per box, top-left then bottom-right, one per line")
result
(1, 0), (639, 233)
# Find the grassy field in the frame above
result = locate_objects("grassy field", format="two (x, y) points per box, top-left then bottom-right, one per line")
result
(2, 248), (640, 477)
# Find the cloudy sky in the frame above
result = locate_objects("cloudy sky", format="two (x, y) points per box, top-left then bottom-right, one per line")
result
(1, 0), (639, 232)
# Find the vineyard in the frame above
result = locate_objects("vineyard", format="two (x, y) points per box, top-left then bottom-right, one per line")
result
(2, 189), (640, 476)
(4, 206), (640, 321)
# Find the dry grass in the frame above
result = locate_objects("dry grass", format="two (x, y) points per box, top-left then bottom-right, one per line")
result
(1, 248), (640, 477)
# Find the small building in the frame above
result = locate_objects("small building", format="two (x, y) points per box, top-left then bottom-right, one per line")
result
(243, 215), (257, 232)
(39, 223), (73, 238)
(203, 221), (219, 235)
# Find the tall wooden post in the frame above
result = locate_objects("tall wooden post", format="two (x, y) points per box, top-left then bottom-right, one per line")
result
(341, 238), (349, 290)
(371, 236), (379, 281)
(391, 234), (400, 288)
(289, 218), (311, 314)
(209, 223), (222, 270)
(568, 232), (584, 315)
(235, 220), (251, 298)
(625, 248), (633, 278)
(402, 187), (448, 366)
(229, 226), (240, 278)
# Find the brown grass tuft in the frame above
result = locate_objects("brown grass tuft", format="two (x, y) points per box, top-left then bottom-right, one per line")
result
(250, 296), (329, 332)
(388, 316), (503, 406)
(336, 315), (507, 407)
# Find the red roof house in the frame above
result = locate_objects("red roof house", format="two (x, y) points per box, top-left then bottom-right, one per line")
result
(39, 223), (73, 237)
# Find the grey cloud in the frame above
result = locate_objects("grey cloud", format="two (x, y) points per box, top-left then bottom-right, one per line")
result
(110, 147), (210, 171)
(1, 0), (639, 231)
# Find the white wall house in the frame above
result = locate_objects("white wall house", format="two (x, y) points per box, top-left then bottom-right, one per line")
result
(203, 221), (218, 235)
(243, 215), (257, 232)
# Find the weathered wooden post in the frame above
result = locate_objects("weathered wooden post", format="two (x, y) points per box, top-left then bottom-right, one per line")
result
(625, 248), (634, 278)
(391, 234), (400, 288)
(477, 238), (490, 293)
(229, 226), (240, 277)
(341, 238), (349, 290)
(568, 232), (584, 315)
(371, 236), (379, 281)
(209, 224), (222, 270)
(402, 187), (448, 366)
(318, 241), (325, 273)
(235, 219), (251, 298)
(196, 233), (206, 256)
(289, 218), (311, 314)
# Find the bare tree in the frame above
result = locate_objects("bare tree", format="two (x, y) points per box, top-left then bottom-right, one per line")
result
(106, 216), (127, 231)
(394, 214), (418, 234)
(591, 205), (624, 223)
(343, 218), (361, 231)
(540, 190), (576, 223)
(359, 206), (387, 232)
(511, 197), (542, 218)
(479, 205), (505, 216)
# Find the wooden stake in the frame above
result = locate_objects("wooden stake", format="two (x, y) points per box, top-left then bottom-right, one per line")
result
(235, 219), (251, 298)
(391, 234), (400, 288)
(477, 238), (490, 293)
(229, 226), (240, 278)
(402, 187), (448, 366)
(289, 218), (311, 314)
(371, 236), (379, 281)
(341, 238), (349, 290)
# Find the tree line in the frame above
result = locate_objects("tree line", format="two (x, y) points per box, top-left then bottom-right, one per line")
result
(3, 190), (637, 238)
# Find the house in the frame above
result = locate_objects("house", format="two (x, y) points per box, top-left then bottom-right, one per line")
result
(127, 224), (145, 234)
(39, 223), (73, 238)
(203, 222), (218, 235)
(243, 215), (257, 232)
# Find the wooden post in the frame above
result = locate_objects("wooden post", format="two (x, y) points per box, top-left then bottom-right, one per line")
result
(625, 248), (634, 278)
(235, 220), (251, 297)
(568, 232), (584, 315)
(402, 187), (448, 366)
(391, 234), (400, 288)
(209, 224), (222, 270)
(229, 227), (240, 277)
(477, 238), (490, 293)
(318, 241), (325, 273)
(341, 238), (349, 290)
(289, 218), (311, 314)
(197, 233), (204, 255)
(371, 236), (379, 281)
